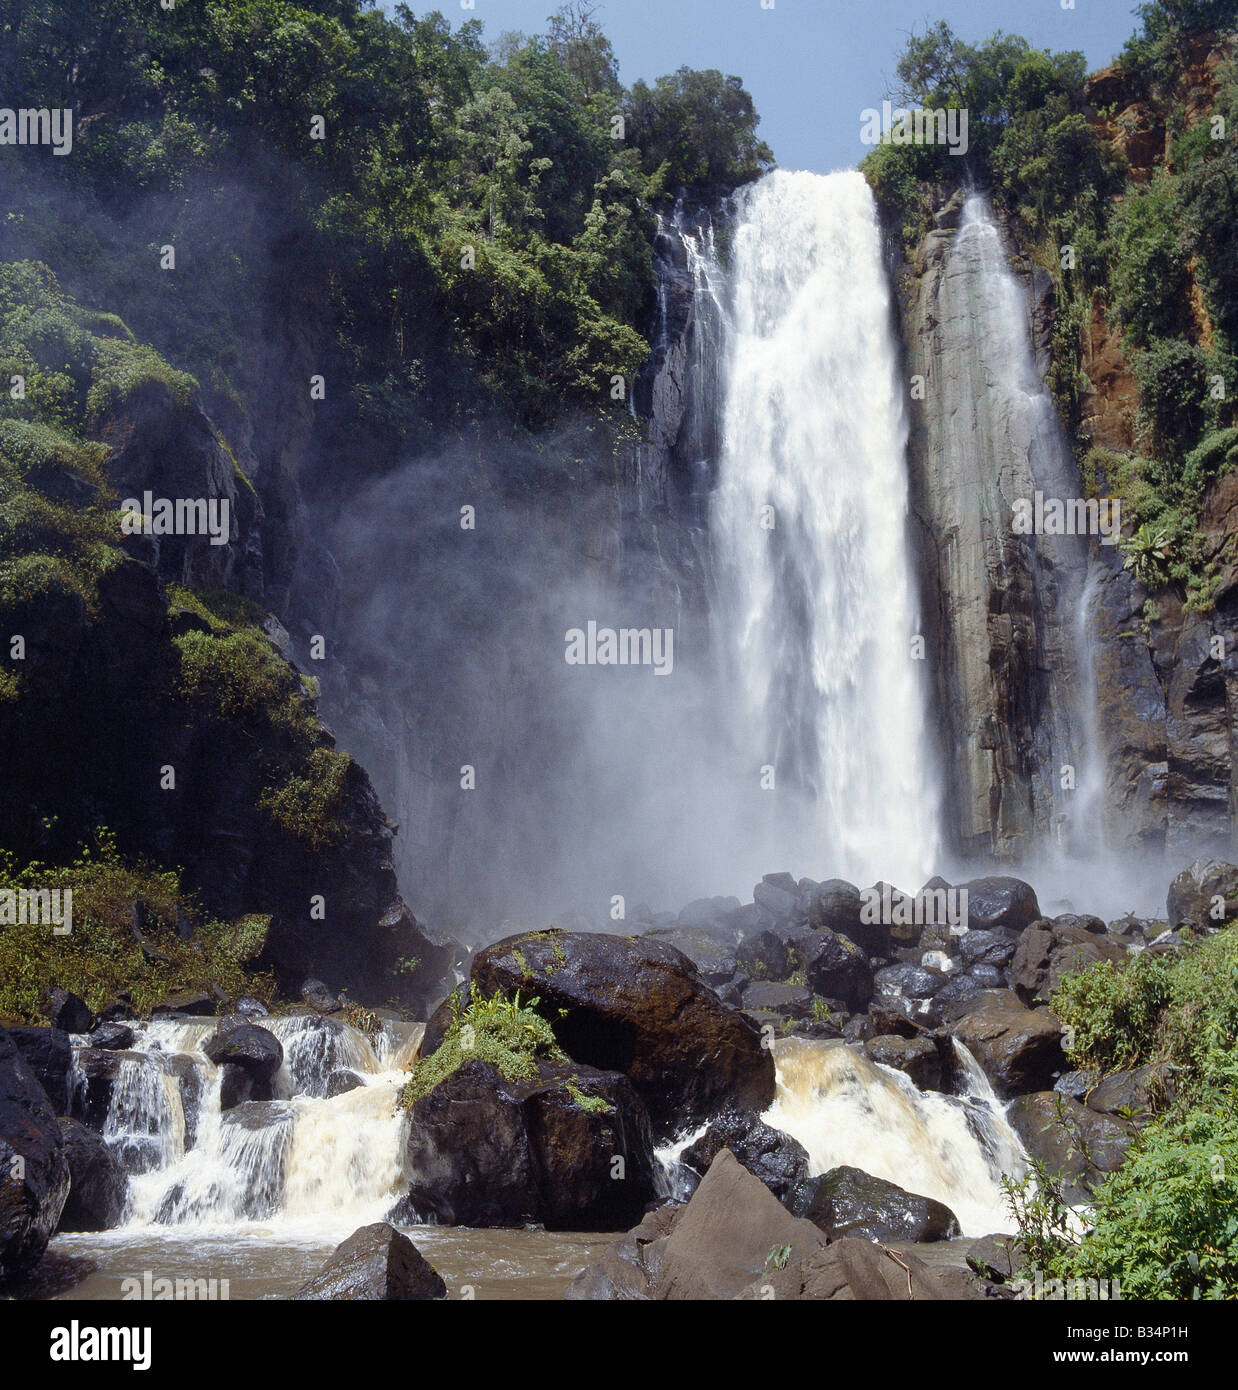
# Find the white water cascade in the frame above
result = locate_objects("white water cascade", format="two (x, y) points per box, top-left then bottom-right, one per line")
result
(71, 1016), (422, 1238)
(764, 1037), (1027, 1236)
(695, 169), (940, 889)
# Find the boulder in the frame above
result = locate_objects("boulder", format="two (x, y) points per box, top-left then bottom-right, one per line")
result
(0, 1027), (71, 1280)
(642, 924), (738, 984)
(1086, 1064), (1173, 1124)
(1007, 1092), (1135, 1201)
(400, 1058), (655, 1230)
(54, 1118), (127, 1232)
(326, 1070), (365, 1098)
(38, 988), (93, 1035)
(681, 1109), (809, 1202)
(735, 1233), (973, 1300)
(651, 1150), (827, 1300)
(1167, 858), (1238, 929)
(753, 880), (798, 922)
(565, 1204), (679, 1301)
(149, 989), (216, 1017)
(865, 1035), (943, 1091)
(736, 927), (795, 983)
(677, 895), (742, 929)
(801, 929), (873, 1013)
(300, 979), (341, 1014)
(469, 930), (775, 1135)
(787, 1165), (960, 1243)
(88, 1022), (136, 1051)
(957, 928), (1019, 971)
(959, 877), (1041, 931)
(6, 1027), (72, 1115)
(741, 982), (814, 1018)
(870, 962), (948, 1027)
(805, 880), (890, 955)
(947, 992), (1064, 1098)
(1010, 921), (1128, 1005)
(296, 1222), (446, 1300)
(203, 1023), (282, 1109)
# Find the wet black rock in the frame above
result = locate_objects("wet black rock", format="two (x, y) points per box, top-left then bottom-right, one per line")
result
(788, 1164), (961, 1243)
(296, 1222), (447, 1300)
(55, 1118), (127, 1232)
(681, 1108), (810, 1203)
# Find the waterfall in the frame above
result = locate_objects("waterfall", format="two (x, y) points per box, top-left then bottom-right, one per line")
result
(949, 194), (1103, 860)
(683, 170), (940, 889)
(763, 1038), (1026, 1236)
(76, 1017), (415, 1236)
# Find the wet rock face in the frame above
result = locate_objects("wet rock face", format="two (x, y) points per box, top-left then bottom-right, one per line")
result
(55, 1118), (128, 1233)
(469, 930), (776, 1136)
(296, 1222), (447, 1301)
(947, 991), (1065, 1099)
(0, 1028), (71, 1281)
(681, 1109), (810, 1203)
(788, 1164), (961, 1244)
(399, 1058), (655, 1231)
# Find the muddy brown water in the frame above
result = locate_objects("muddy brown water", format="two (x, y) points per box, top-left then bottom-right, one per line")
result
(38, 1227), (622, 1301)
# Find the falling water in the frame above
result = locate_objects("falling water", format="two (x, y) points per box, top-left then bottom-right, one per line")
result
(950, 193), (1103, 859)
(692, 170), (940, 888)
(74, 1017), (416, 1236)
(763, 1037), (1027, 1236)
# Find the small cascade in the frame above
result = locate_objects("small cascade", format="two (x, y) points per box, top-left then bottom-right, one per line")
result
(763, 1037), (1027, 1236)
(74, 1015), (415, 1235)
(653, 1122), (710, 1201)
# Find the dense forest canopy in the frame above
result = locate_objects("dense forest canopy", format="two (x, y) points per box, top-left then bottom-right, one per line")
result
(0, 0), (771, 445)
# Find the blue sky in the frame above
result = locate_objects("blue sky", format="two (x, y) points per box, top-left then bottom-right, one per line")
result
(379, 0), (1146, 171)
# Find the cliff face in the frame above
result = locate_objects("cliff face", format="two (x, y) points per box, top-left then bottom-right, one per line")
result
(899, 187), (1238, 866)
(901, 192), (1091, 860)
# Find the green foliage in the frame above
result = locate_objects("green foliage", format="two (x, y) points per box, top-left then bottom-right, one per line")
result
(1052, 924), (1238, 1100)
(0, 829), (276, 1021)
(398, 987), (567, 1107)
(257, 748), (353, 850)
(1044, 1103), (1238, 1299)
(627, 67), (773, 191)
(1109, 184), (1194, 351)
(1, 1), (769, 440)
(565, 1077), (614, 1114)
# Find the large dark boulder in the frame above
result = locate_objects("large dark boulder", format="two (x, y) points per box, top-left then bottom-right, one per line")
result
(1010, 921), (1128, 1005)
(38, 988), (93, 1035)
(870, 962), (948, 1027)
(736, 927), (794, 982)
(0, 1027), (71, 1280)
(642, 924), (738, 984)
(681, 1109), (809, 1202)
(1085, 1064), (1173, 1125)
(469, 930), (775, 1135)
(1007, 1092), (1135, 1202)
(651, 1150), (827, 1300)
(805, 880), (892, 955)
(55, 1118), (127, 1232)
(947, 992), (1064, 1098)
(7, 1027), (72, 1115)
(865, 1034), (943, 1091)
(400, 1058), (655, 1230)
(374, 897), (466, 1014)
(203, 1023), (282, 1109)
(1167, 858), (1238, 929)
(788, 1164), (960, 1243)
(296, 1222), (446, 1300)
(801, 929), (873, 1012)
(959, 877), (1042, 932)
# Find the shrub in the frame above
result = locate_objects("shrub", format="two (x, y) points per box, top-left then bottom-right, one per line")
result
(398, 987), (567, 1106)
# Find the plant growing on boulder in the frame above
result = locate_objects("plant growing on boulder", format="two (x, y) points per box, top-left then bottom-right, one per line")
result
(398, 988), (568, 1107)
